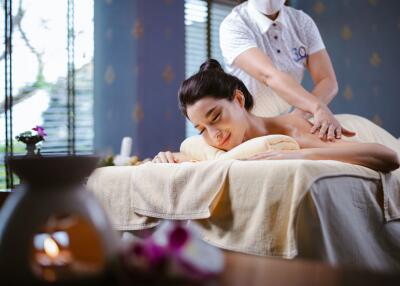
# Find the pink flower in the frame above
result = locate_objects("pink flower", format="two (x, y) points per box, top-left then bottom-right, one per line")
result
(121, 221), (224, 284)
(168, 224), (190, 251)
(32, 126), (47, 137)
(125, 239), (167, 270)
(143, 240), (167, 266)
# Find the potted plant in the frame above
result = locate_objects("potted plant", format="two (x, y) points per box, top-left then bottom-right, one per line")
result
(15, 126), (47, 156)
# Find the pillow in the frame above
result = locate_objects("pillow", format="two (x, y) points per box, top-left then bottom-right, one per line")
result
(180, 136), (225, 161)
(180, 135), (300, 161)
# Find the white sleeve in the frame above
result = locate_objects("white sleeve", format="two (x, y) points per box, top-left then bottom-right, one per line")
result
(219, 15), (258, 65)
(300, 11), (325, 55)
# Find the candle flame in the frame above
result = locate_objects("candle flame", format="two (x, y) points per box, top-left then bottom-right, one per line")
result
(43, 236), (59, 258)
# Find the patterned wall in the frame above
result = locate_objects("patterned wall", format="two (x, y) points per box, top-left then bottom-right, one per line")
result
(94, 0), (185, 159)
(298, 0), (400, 137)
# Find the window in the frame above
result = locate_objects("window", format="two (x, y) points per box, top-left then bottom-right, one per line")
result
(184, 0), (235, 137)
(0, 0), (94, 190)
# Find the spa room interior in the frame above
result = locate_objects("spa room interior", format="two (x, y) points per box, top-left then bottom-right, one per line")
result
(0, 0), (400, 285)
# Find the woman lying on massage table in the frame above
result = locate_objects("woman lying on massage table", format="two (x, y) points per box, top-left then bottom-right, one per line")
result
(152, 59), (399, 173)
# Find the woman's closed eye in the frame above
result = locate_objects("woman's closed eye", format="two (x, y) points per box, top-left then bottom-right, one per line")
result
(197, 112), (222, 135)
(212, 112), (221, 122)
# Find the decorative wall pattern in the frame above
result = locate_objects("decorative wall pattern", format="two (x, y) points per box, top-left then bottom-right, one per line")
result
(94, 0), (185, 158)
(298, 0), (400, 136)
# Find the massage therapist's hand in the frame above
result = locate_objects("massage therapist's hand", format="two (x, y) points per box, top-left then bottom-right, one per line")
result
(291, 108), (312, 120)
(152, 151), (189, 163)
(311, 103), (356, 141)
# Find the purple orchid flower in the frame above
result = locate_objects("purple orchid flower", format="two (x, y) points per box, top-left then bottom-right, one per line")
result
(168, 224), (190, 251)
(32, 126), (47, 137)
(143, 239), (167, 266)
(121, 221), (224, 284)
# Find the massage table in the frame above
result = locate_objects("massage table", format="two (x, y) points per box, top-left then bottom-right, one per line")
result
(87, 115), (400, 273)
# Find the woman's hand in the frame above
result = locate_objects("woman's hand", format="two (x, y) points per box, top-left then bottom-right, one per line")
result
(245, 150), (305, 161)
(311, 104), (356, 141)
(152, 151), (189, 163)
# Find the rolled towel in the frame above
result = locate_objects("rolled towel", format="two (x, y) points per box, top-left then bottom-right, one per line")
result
(180, 135), (300, 161)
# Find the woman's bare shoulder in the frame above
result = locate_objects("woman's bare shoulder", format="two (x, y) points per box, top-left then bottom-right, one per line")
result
(274, 114), (329, 148)
(273, 113), (313, 136)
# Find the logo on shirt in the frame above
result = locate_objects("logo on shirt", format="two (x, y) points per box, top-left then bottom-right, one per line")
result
(292, 46), (308, 62)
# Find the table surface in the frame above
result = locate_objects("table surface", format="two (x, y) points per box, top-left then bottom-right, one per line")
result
(219, 251), (400, 286)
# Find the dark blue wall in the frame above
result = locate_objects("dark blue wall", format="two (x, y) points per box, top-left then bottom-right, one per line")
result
(94, 0), (185, 159)
(94, 0), (399, 158)
(298, 0), (400, 137)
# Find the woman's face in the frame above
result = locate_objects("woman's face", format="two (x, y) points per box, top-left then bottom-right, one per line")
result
(186, 92), (248, 151)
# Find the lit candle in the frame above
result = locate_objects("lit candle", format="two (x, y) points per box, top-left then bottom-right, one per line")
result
(120, 137), (132, 157)
(34, 235), (72, 281)
(44, 236), (59, 258)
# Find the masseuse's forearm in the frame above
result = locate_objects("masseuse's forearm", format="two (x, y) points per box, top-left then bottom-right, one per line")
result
(234, 48), (325, 114)
(310, 76), (338, 105)
(265, 70), (323, 114)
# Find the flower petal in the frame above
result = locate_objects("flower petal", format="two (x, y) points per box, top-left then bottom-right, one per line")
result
(168, 224), (190, 251)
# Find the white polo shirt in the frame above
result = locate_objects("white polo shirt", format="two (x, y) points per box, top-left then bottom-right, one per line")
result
(220, 2), (325, 117)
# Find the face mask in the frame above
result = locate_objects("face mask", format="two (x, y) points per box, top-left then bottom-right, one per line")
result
(249, 0), (285, 15)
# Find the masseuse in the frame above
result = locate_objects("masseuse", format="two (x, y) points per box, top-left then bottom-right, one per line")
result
(219, 0), (354, 141)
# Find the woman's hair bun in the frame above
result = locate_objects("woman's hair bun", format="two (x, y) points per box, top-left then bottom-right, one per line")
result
(199, 59), (224, 73)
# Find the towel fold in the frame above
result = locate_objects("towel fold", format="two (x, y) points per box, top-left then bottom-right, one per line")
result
(87, 160), (234, 229)
(129, 160), (234, 219)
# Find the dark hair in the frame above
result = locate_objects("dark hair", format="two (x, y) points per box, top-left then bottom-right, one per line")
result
(178, 59), (254, 117)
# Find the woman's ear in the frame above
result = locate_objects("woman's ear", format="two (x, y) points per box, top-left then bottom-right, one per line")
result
(233, 89), (245, 108)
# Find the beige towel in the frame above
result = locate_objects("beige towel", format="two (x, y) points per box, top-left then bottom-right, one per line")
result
(87, 160), (234, 229)
(87, 114), (399, 257)
(129, 160), (233, 219)
(86, 166), (159, 230)
(87, 158), (380, 257)
(180, 135), (300, 161)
